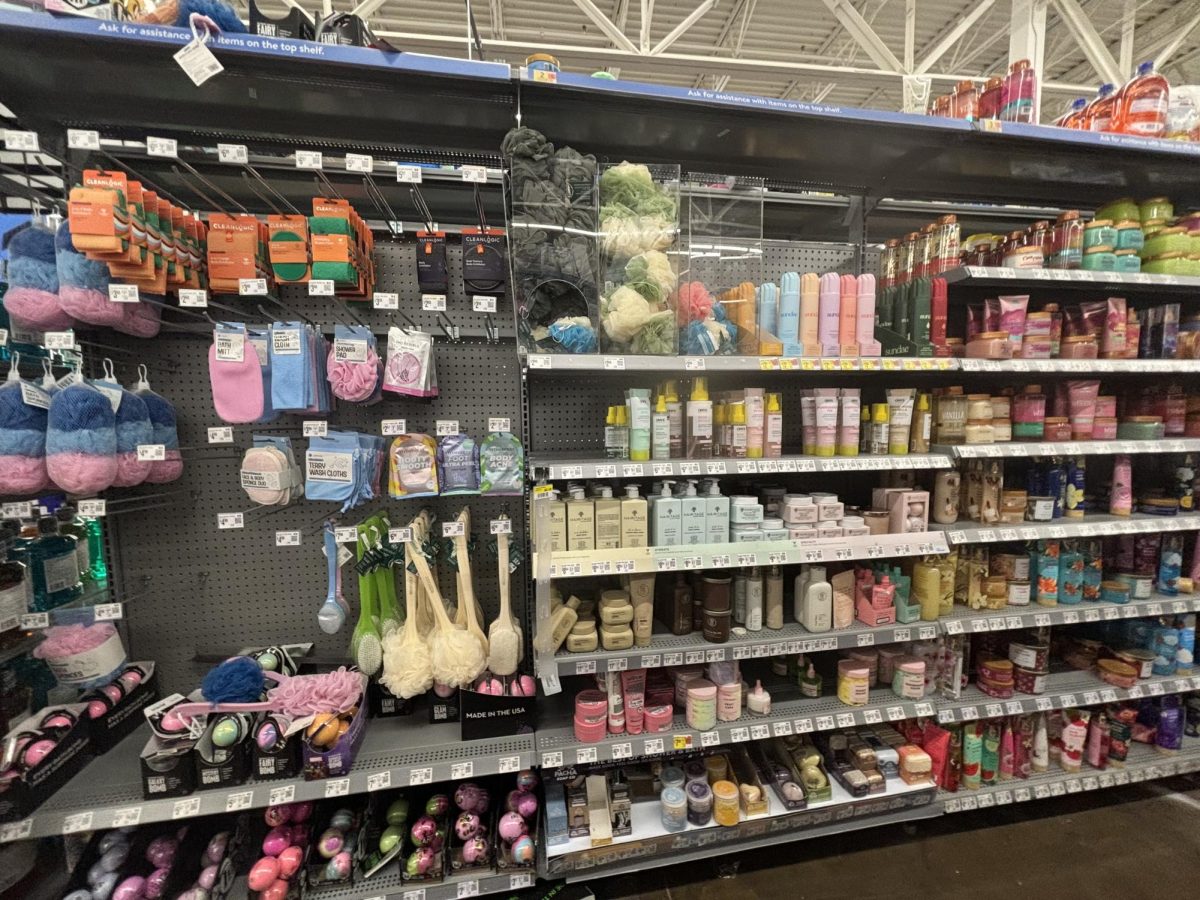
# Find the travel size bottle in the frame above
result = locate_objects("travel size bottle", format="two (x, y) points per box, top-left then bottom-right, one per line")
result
(27, 516), (83, 611)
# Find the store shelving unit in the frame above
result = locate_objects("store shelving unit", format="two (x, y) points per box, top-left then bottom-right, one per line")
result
(525, 354), (954, 373)
(528, 453), (954, 480)
(539, 532), (950, 578)
(934, 440), (1200, 460)
(940, 737), (1200, 813)
(934, 513), (1200, 546)
(0, 719), (535, 843)
(308, 868), (534, 900)
(941, 265), (1200, 291)
(942, 591), (1200, 636)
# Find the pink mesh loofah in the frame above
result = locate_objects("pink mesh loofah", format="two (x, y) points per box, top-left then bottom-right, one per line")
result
(266, 667), (364, 716)
(326, 346), (381, 403)
(33, 623), (116, 658)
(47, 451), (117, 494)
(5, 287), (74, 331)
(144, 450), (183, 484)
(58, 286), (126, 327)
(114, 302), (161, 338)
(673, 281), (714, 323)
(112, 451), (152, 488)
(0, 455), (48, 494)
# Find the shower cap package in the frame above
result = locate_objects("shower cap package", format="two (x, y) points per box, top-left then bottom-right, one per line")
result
(388, 433), (438, 499)
(479, 432), (524, 496)
(501, 125), (603, 355)
(327, 323), (382, 404)
(438, 433), (480, 495)
(383, 327), (438, 398)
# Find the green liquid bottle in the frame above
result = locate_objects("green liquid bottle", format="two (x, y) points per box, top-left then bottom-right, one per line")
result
(87, 516), (107, 582)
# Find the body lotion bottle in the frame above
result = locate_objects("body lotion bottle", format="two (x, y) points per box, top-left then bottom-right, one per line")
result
(801, 566), (832, 632)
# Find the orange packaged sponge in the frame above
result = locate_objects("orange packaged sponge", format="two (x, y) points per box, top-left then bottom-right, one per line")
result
(208, 213), (263, 293)
(268, 214), (311, 283)
(68, 171), (131, 256)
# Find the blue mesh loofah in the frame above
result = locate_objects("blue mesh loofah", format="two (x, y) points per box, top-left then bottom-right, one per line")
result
(56, 221), (110, 290)
(201, 656), (265, 704)
(177, 0), (248, 31)
(114, 390), (152, 452)
(0, 380), (47, 458)
(5, 225), (57, 265)
(7, 257), (58, 293)
(547, 320), (598, 353)
(138, 389), (180, 449)
(680, 321), (716, 355)
(47, 384), (118, 455)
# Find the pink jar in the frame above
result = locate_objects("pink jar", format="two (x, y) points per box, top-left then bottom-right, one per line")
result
(716, 681), (741, 722)
(1059, 335), (1098, 358)
(1012, 391), (1046, 440)
(1043, 418), (1072, 441)
(1095, 395), (1117, 419)
(966, 330), (1013, 359)
(643, 704), (674, 732)
(1092, 417), (1118, 440)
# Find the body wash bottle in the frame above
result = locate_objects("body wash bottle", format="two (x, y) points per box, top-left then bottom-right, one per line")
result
(800, 272), (820, 356)
(838, 273), (859, 357)
(595, 486), (622, 550)
(680, 480), (707, 546)
(801, 566), (832, 632)
(779, 272), (800, 353)
(567, 488), (596, 551)
(651, 481), (682, 547)
(765, 565), (784, 629)
(818, 272), (841, 357)
(652, 394), (671, 460)
(744, 567), (763, 631)
(857, 273), (881, 356)
(704, 481), (730, 543)
(626, 389), (651, 461)
(620, 485), (649, 548)
(686, 378), (713, 459)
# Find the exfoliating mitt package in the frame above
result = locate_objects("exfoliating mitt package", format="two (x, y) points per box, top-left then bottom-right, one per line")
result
(383, 327), (437, 398)
(479, 432), (524, 496)
(388, 433), (438, 499)
(209, 322), (265, 424)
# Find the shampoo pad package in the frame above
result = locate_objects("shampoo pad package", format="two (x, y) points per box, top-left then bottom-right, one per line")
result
(45, 381), (117, 494)
(388, 433), (438, 499)
(383, 327), (437, 398)
(479, 432), (524, 496)
(0, 369), (49, 495)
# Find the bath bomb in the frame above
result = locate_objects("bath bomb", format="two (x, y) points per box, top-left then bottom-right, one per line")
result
(410, 815), (438, 847)
(317, 828), (344, 859)
(264, 804), (293, 827)
(510, 834), (535, 865)
(277, 845), (303, 878)
(424, 794), (450, 817)
(498, 812), (528, 842)
(98, 831), (129, 854)
(462, 836), (490, 865)
(329, 808), (355, 831)
(144, 868), (171, 900)
(144, 836), (178, 869)
(516, 770), (539, 792)
(323, 851), (352, 881)
(91, 872), (119, 900)
(248, 857), (281, 892)
(261, 826), (292, 857)
(112, 875), (145, 900)
(205, 832), (230, 865)
(405, 847), (436, 877)
(454, 811), (482, 841)
(197, 865), (219, 890)
(386, 798), (410, 825)
(379, 824), (404, 854)
(290, 801), (314, 823)
(261, 880), (290, 900)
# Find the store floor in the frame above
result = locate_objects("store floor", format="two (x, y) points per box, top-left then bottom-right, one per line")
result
(587, 773), (1200, 899)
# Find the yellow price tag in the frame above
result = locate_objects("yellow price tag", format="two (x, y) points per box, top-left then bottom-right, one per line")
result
(801, 359), (817, 371)
(531, 69), (558, 83)
(533, 484), (554, 498)
(758, 358), (777, 371)
(673, 735), (694, 750)
(840, 358), (857, 371)
(820, 359), (836, 371)
(779, 358), (795, 371)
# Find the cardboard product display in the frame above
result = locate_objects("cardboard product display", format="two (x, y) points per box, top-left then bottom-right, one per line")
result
(0, 703), (92, 821)
(83, 660), (160, 753)
(460, 689), (535, 741)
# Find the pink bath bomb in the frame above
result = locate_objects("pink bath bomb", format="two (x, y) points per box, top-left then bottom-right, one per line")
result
(22, 739), (57, 767)
(261, 826), (292, 857)
(112, 875), (145, 900)
(317, 828), (344, 859)
(264, 804), (293, 827)
(277, 845), (303, 879)
(261, 879), (290, 900)
(454, 811), (482, 840)
(197, 864), (219, 890)
(462, 836), (490, 864)
(498, 812), (528, 842)
(290, 801), (314, 823)
(323, 850), (352, 881)
(410, 815), (438, 847)
(514, 792), (539, 820)
(145, 836), (178, 869)
(144, 868), (171, 900)
(248, 857), (280, 892)
(405, 847), (435, 877)
(205, 832), (230, 865)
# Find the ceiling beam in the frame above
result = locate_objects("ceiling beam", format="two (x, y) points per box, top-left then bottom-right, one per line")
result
(640, 0), (654, 52)
(1050, 0), (1123, 84)
(914, 0), (995, 74)
(570, 0), (640, 54)
(904, 0), (915, 71)
(650, 0), (720, 55)
(1157, 8), (1200, 69)
(607, 0), (630, 74)
(820, 0), (904, 71)
(1118, 0), (1134, 76)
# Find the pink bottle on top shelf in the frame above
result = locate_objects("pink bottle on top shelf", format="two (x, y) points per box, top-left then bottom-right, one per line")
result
(857, 274), (881, 356)
(1112, 61), (1169, 138)
(800, 272), (820, 357)
(838, 274), (859, 357)
(818, 272), (841, 357)
(1001, 59), (1037, 123)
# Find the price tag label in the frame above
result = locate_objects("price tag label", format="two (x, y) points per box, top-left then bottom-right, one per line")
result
(750, 723), (770, 740)
(419, 293), (447, 312)
(621, 463), (645, 478)
(729, 726), (750, 743)
(63, 811), (94, 834)
(705, 461), (728, 475)
(737, 553), (758, 567)
(607, 741), (632, 761)
(457, 880), (480, 898)
(945, 620), (964, 635)
(601, 355), (626, 371)
(172, 797), (200, 819)
(472, 294), (498, 313)
(111, 806), (143, 827)
(656, 557), (678, 572)
(591, 560), (611, 575)
(267, 784), (295, 806)
(20, 612), (49, 630)
(400, 766), (432, 786)
(108, 283), (140, 304)
(436, 420), (460, 437)
(403, 892), (426, 900)
(1035, 697), (1054, 711)
(511, 873), (534, 890)
(68, 128), (101, 150)
(1062, 610), (1080, 624)
(307, 279), (336, 297)
(496, 754), (522, 774)
(239, 278), (267, 296)
(216, 142), (249, 164)
(218, 512), (244, 530)
(460, 165), (488, 183)
(442, 521), (466, 538)
(643, 737), (665, 755)
(302, 420), (329, 438)
(593, 464), (617, 478)
(607, 657), (628, 672)
(835, 712), (856, 729)
(814, 715), (835, 731)
(711, 554), (731, 568)
(79, 499), (107, 517)
(222, 789), (254, 812)
(388, 527), (413, 545)
(94, 603), (123, 621)
(45, 330), (75, 350)
(373, 291), (400, 310)
(174, 289), (210, 311)
(345, 152), (373, 173)
(137, 443), (166, 462)
(146, 136), (178, 158)
(366, 770), (392, 792)
(295, 149), (323, 170)
(960, 706), (979, 721)
(450, 761), (475, 779)
(395, 163), (423, 183)
(275, 530), (301, 547)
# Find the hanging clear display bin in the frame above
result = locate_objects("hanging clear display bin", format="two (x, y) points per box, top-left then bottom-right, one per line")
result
(501, 126), (603, 355)
(597, 162), (681, 355)
(676, 175), (765, 356)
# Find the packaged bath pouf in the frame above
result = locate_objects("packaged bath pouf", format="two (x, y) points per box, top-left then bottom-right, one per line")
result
(0, 363), (50, 495)
(3, 222), (73, 331)
(134, 367), (184, 483)
(54, 219), (126, 327)
(45, 381), (118, 494)
(90, 362), (154, 488)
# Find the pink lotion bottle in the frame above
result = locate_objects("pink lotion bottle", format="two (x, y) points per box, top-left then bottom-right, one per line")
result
(818, 273), (841, 357)
(800, 273), (820, 357)
(1110, 454), (1132, 516)
(838, 274), (859, 357)
(856, 274), (881, 356)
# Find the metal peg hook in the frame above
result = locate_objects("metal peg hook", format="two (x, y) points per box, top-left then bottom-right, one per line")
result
(170, 165), (232, 219)
(173, 158), (247, 214)
(313, 170), (343, 201)
(436, 311), (459, 342)
(244, 166), (301, 216)
(238, 170), (282, 216)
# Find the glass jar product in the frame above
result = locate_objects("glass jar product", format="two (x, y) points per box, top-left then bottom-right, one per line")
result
(1114, 249), (1141, 272)
(1142, 252), (1189, 275)
(932, 470), (961, 524)
(660, 786), (687, 832)
(1026, 495), (1055, 521)
(992, 419), (1012, 442)
(1027, 220), (1053, 261)
(965, 419), (995, 444)
(702, 608), (731, 643)
(700, 575), (732, 613)
(686, 678), (717, 731)
(1002, 59), (1036, 123)
(1092, 417), (1118, 440)
(1115, 221), (1144, 251)
(1081, 248), (1117, 271)
(1060, 334), (1098, 358)
(990, 396), (1011, 420)
(716, 680), (741, 722)
(933, 215), (961, 272)
(1043, 417), (1072, 441)
(967, 330), (1012, 359)
(1051, 211), (1084, 268)
(1083, 219), (1117, 250)
(935, 392), (968, 442)
(712, 780), (739, 826)
(684, 758), (708, 783)
(966, 394), (992, 420)
(686, 780), (713, 826)
(660, 765), (686, 791)
(1004, 244), (1044, 269)
(1142, 225), (1189, 258)
(836, 660), (870, 706)
(1000, 490), (1027, 524)
(892, 659), (925, 699)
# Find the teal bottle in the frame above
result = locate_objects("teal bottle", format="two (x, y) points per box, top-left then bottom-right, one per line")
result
(86, 516), (107, 582)
(27, 516), (82, 611)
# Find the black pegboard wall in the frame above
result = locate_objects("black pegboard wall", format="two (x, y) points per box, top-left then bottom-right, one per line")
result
(102, 235), (526, 694)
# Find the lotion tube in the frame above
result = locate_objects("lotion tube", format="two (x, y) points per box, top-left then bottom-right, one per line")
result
(838, 388), (861, 456)
(800, 273), (820, 356)
(818, 272), (841, 356)
(886, 388), (915, 455)
(838, 273), (859, 357)
(779, 272), (800, 350)
(813, 389), (838, 457)
(626, 389), (651, 461)
(800, 391), (816, 455)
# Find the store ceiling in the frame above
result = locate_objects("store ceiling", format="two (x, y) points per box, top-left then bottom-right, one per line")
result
(251, 0), (1200, 118)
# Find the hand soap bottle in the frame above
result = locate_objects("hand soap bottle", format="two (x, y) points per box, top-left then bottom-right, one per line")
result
(704, 480), (730, 544)
(651, 481), (682, 547)
(620, 485), (649, 548)
(680, 480), (707, 546)
(800, 565), (832, 633)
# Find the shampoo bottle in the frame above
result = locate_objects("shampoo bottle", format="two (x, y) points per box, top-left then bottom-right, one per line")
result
(680, 480), (707, 546)
(765, 565), (784, 629)
(686, 378), (713, 459)
(595, 486), (622, 550)
(651, 394), (671, 460)
(566, 488), (596, 551)
(651, 481), (682, 546)
(620, 485), (649, 548)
